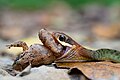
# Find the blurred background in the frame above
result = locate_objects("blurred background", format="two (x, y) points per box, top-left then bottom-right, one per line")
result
(0, 0), (120, 55)
(0, 0), (120, 80)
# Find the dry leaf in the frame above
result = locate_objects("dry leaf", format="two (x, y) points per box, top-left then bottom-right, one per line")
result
(56, 61), (120, 80)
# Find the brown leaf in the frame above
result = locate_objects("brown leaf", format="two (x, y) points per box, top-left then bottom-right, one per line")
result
(56, 61), (120, 80)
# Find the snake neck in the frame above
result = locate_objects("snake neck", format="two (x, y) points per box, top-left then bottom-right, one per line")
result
(56, 43), (94, 62)
(76, 45), (94, 59)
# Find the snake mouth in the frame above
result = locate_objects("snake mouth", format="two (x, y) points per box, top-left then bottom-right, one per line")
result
(52, 32), (71, 55)
(55, 42), (72, 61)
(61, 46), (71, 54)
(52, 37), (73, 61)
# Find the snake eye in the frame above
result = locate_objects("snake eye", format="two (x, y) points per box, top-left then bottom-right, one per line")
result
(59, 35), (66, 41)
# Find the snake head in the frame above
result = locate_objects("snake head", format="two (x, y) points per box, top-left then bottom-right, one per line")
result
(52, 32), (79, 59)
(52, 32), (78, 47)
(52, 32), (91, 62)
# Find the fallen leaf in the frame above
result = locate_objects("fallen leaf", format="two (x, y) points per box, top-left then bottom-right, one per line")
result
(56, 61), (120, 80)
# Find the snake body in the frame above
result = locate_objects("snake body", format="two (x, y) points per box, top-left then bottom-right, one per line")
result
(89, 48), (120, 62)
